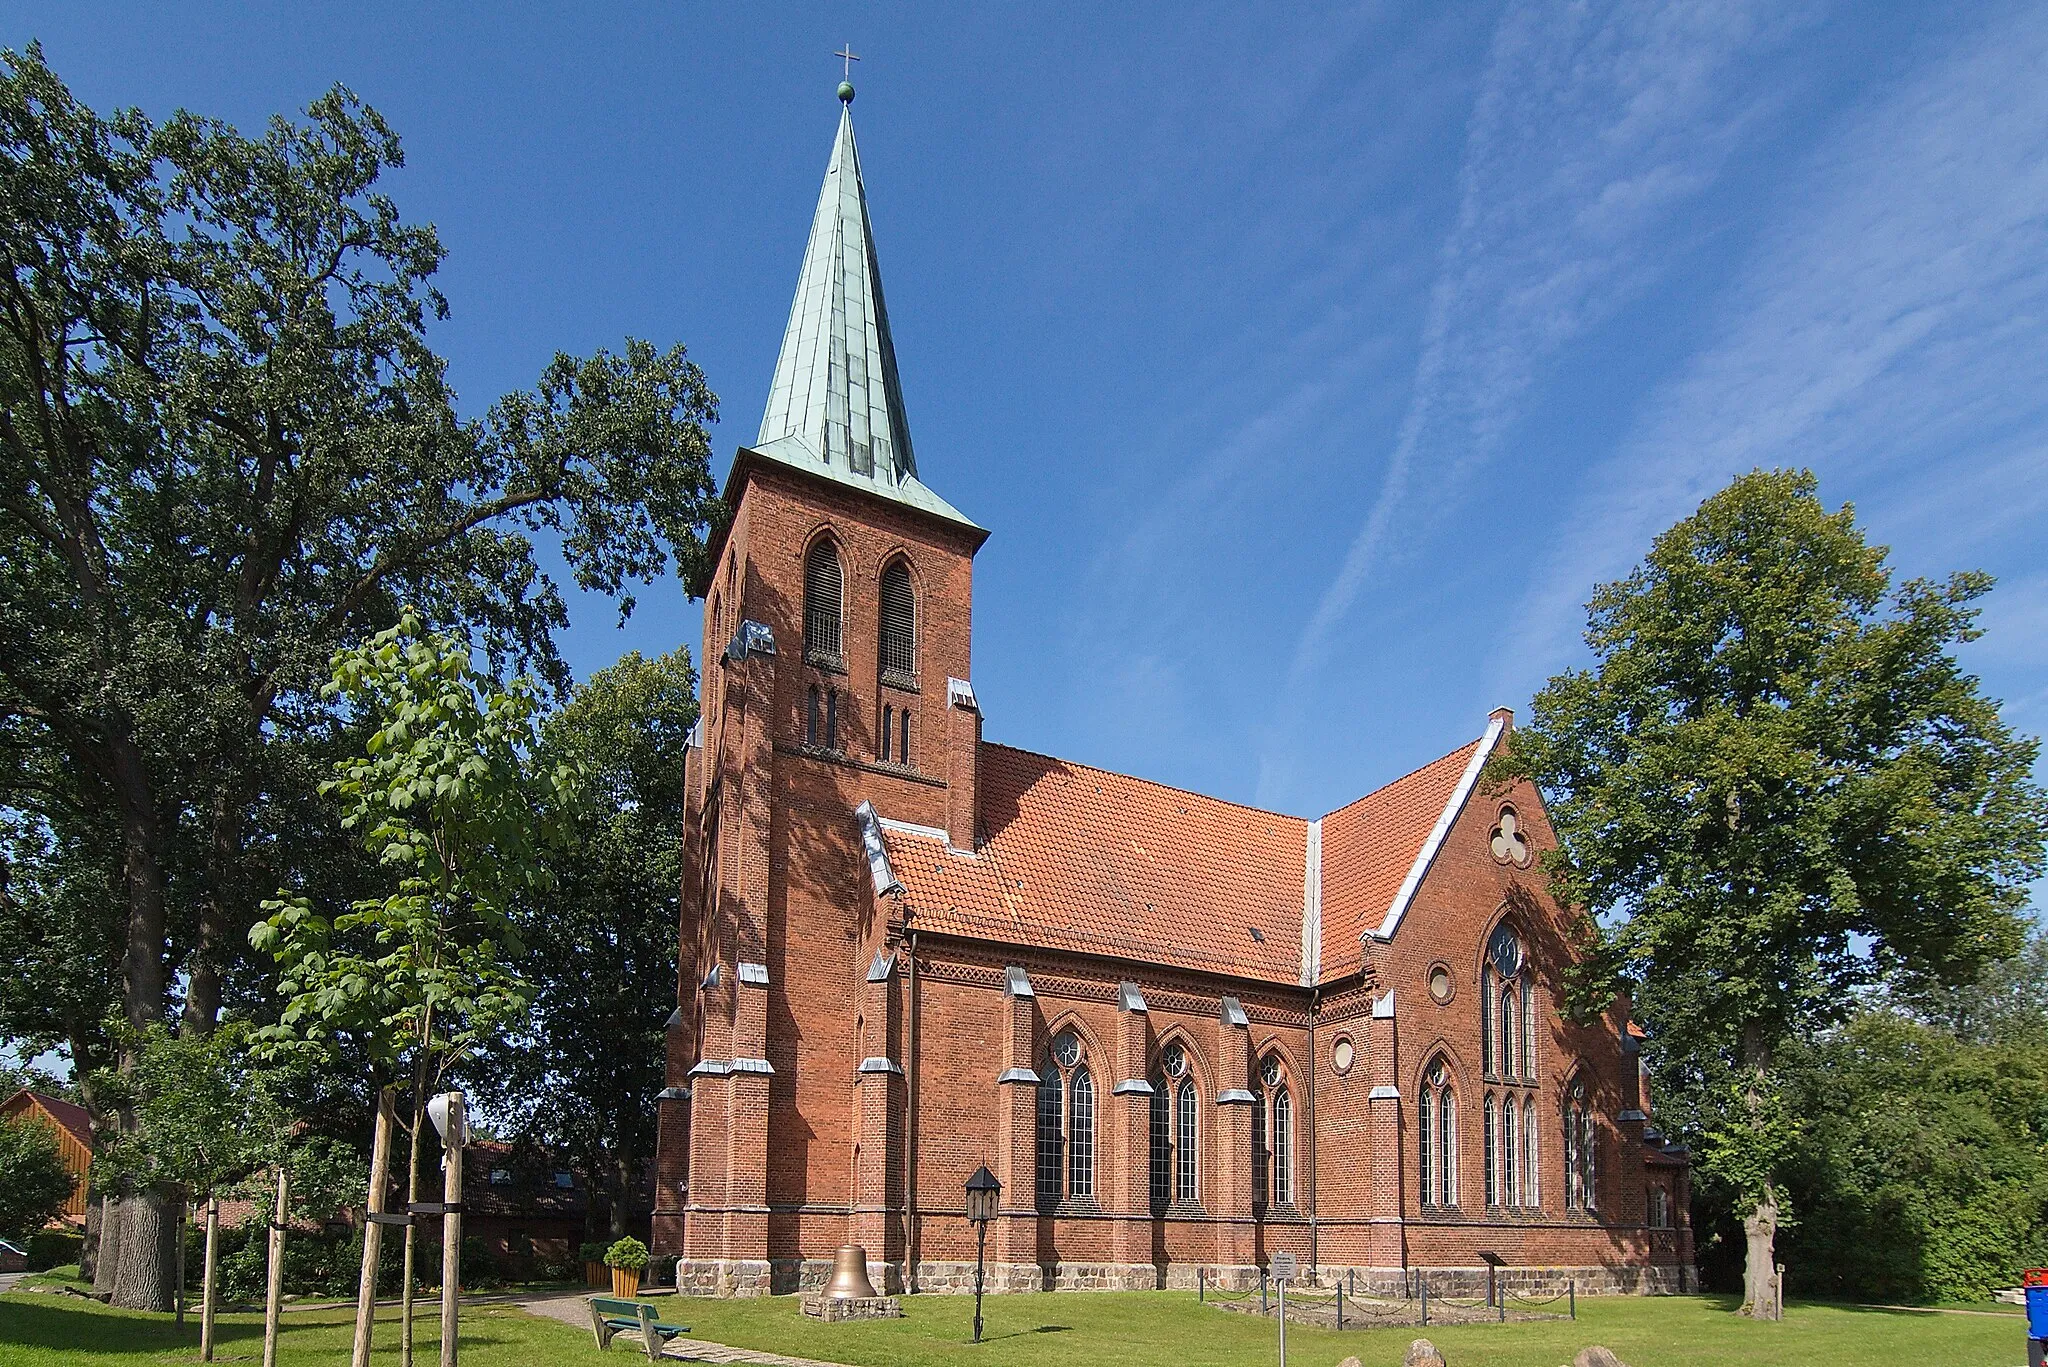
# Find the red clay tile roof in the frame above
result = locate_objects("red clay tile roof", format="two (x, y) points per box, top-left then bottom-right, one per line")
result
(883, 734), (1497, 986)
(1319, 740), (1482, 956)
(886, 743), (1311, 982)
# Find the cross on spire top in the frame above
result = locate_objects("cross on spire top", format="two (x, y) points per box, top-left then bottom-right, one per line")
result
(834, 45), (860, 103)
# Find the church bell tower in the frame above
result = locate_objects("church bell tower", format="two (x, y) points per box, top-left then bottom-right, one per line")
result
(652, 76), (989, 1293)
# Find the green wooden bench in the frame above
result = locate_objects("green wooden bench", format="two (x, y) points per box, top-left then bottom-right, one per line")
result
(587, 1296), (690, 1360)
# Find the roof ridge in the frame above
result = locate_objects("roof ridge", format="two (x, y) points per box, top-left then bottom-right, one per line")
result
(1319, 735), (1484, 822)
(980, 740), (1308, 826)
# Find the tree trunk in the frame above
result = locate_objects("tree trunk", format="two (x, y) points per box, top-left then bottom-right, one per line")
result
(1740, 1184), (1781, 1319)
(79, 1191), (102, 1282)
(110, 1183), (178, 1312)
(608, 1156), (630, 1240)
(111, 752), (178, 1307)
(1738, 1028), (1782, 1321)
(92, 1196), (121, 1297)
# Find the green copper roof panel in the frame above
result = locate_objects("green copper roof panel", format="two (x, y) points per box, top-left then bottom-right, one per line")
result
(751, 94), (975, 531)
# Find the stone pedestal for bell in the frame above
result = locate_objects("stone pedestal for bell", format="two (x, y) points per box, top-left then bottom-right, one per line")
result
(801, 1245), (902, 1321)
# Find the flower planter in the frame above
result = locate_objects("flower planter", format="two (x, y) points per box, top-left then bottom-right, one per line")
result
(584, 1261), (607, 1288)
(609, 1266), (642, 1298)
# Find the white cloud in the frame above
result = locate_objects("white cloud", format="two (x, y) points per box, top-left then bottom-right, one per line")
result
(1490, 4), (2048, 705)
(1257, 0), (1807, 805)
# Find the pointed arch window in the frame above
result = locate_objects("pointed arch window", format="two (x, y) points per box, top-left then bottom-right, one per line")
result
(1038, 1030), (1094, 1209)
(1272, 1085), (1293, 1207)
(1420, 1058), (1457, 1208)
(879, 559), (917, 687)
(1035, 1070), (1064, 1210)
(1502, 1093), (1518, 1207)
(1175, 1079), (1199, 1204)
(803, 540), (844, 666)
(1149, 1074), (1171, 1213)
(1068, 1066), (1095, 1199)
(1565, 1080), (1596, 1213)
(1484, 1094), (1498, 1206)
(1523, 1096), (1539, 1208)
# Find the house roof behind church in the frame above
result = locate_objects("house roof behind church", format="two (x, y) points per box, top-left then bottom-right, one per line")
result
(883, 729), (1498, 986)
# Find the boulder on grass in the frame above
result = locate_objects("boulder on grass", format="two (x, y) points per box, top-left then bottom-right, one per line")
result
(1573, 1349), (1628, 1367)
(1405, 1339), (1447, 1367)
(1337, 1358), (1363, 1367)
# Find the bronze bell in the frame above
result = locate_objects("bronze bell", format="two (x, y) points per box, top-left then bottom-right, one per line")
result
(823, 1244), (881, 1299)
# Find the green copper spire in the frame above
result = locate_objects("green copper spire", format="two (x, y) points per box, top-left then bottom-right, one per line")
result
(748, 93), (978, 532)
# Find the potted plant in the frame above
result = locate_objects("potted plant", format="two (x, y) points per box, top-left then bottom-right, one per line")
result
(579, 1241), (609, 1289)
(604, 1237), (649, 1298)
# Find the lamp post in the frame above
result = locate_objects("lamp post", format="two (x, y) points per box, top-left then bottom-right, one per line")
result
(964, 1166), (1001, 1343)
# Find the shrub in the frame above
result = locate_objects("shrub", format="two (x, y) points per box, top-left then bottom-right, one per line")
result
(604, 1236), (648, 1271)
(0, 1114), (75, 1242)
(27, 1228), (82, 1271)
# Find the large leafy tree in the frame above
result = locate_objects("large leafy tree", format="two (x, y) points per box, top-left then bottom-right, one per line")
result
(1490, 468), (2047, 1318)
(467, 647), (695, 1240)
(0, 46), (717, 1292)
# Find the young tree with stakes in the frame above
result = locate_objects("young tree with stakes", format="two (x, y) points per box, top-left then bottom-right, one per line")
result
(1488, 469), (2047, 1319)
(251, 611), (569, 1367)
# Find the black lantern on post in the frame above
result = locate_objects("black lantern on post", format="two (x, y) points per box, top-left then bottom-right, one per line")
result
(964, 1166), (1001, 1342)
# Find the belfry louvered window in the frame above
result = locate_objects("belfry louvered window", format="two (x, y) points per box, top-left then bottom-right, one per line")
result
(879, 560), (916, 687)
(804, 540), (843, 666)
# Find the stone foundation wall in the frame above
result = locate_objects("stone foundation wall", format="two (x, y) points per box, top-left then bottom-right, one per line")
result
(1309, 1264), (1698, 1298)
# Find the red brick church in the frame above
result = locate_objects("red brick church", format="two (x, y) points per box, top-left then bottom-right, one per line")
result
(652, 83), (1694, 1298)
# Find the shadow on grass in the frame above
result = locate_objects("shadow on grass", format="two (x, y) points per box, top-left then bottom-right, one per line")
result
(970, 1323), (1072, 1343)
(0, 1297), (265, 1354)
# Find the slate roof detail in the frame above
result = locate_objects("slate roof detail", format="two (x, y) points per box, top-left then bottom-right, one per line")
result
(880, 728), (1498, 985)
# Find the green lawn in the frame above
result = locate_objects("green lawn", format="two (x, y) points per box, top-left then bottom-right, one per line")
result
(0, 1284), (2029, 1367)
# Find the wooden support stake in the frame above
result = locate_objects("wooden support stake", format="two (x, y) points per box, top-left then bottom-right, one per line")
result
(439, 1092), (466, 1367)
(201, 1196), (220, 1361)
(352, 1088), (398, 1367)
(262, 1168), (289, 1367)
(176, 1194), (187, 1328)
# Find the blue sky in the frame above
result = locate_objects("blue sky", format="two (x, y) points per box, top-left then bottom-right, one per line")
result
(11, 3), (2046, 853)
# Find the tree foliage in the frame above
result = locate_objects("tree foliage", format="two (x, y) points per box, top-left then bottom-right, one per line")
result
(466, 647), (694, 1237)
(0, 40), (719, 1069)
(0, 1109), (74, 1241)
(1490, 467), (2048, 1308)
(1778, 1004), (2048, 1301)
(251, 611), (566, 1103)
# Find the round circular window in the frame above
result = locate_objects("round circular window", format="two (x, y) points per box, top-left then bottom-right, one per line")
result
(1330, 1037), (1355, 1076)
(1428, 964), (1454, 1004)
(1052, 1029), (1081, 1068)
(1161, 1042), (1188, 1078)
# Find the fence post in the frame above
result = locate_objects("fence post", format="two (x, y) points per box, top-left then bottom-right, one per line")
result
(1570, 1279), (1576, 1320)
(1498, 1292), (1506, 1323)
(1336, 1285), (1344, 1331)
(1421, 1280), (1428, 1327)
(1198, 1267), (1204, 1302)
(1261, 1269), (1269, 1314)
